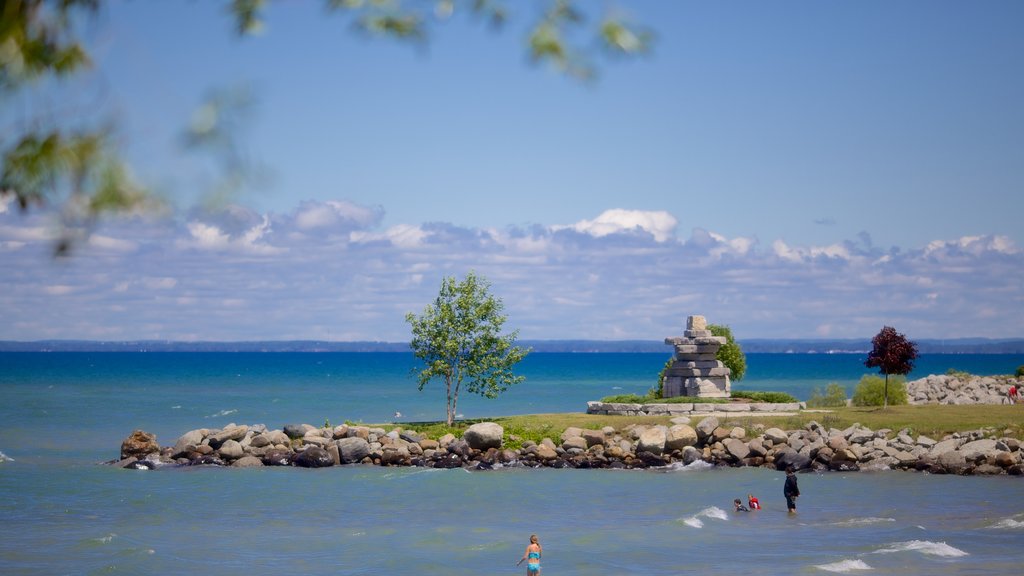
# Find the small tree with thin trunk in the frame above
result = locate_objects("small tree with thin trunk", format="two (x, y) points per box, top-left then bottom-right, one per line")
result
(865, 326), (918, 409)
(406, 271), (530, 426)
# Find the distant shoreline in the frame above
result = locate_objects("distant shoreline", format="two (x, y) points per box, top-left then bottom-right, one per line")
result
(2, 338), (1024, 354)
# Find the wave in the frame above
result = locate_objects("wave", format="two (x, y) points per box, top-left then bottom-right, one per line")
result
(814, 559), (872, 573)
(206, 409), (238, 418)
(831, 517), (896, 527)
(988, 517), (1024, 529)
(0, 450), (13, 463)
(682, 506), (728, 528)
(664, 460), (714, 473)
(873, 540), (968, 558)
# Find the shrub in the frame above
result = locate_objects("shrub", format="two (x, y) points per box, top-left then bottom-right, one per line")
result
(852, 374), (908, 407)
(1016, 365), (1024, 377)
(730, 390), (798, 403)
(806, 383), (848, 408)
(946, 368), (970, 379)
(600, 394), (650, 403)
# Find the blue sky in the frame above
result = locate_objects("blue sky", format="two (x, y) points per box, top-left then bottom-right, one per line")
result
(1, 0), (1022, 342)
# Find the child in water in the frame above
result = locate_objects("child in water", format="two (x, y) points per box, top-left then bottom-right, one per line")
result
(733, 498), (750, 512)
(747, 494), (761, 510)
(516, 534), (542, 575)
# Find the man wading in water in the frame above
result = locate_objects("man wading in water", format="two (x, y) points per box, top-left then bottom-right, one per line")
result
(784, 466), (800, 513)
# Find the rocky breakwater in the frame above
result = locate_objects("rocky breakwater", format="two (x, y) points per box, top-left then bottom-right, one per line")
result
(907, 374), (1023, 405)
(112, 417), (1024, 476)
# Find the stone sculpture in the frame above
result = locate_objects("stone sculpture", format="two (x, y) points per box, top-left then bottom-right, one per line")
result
(663, 315), (731, 398)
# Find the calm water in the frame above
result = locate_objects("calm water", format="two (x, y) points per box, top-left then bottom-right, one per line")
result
(1, 352), (1022, 574)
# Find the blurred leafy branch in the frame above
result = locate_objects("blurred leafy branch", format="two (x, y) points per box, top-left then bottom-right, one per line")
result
(2, 0), (652, 255)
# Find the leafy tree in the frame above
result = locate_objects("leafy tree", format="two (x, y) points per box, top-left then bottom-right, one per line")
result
(807, 382), (847, 408)
(406, 271), (530, 426)
(852, 374), (907, 407)
(865, 325), (918, 409)
(2, 1), (652, 254)
(709, 324), (746, 381)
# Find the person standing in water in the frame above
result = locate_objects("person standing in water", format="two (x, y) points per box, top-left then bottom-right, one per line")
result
(516, 534), (542, 575)
(784, 466), (800, 513)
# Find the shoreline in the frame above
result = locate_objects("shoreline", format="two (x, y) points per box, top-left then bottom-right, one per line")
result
(111, 411), (1024, 476)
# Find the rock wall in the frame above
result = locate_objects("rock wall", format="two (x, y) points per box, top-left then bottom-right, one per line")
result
(586, 401), (802, 416)
(110, 417), (1024, 476)
(907, 374), (1022, 405)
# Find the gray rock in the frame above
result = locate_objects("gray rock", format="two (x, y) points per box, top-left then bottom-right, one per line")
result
(171, 429), (205, 458)
(231, 455), (263, 468)
(335, 437), (371, 464)
(462, 422), (504, 451)
(292, 446), (333, 468)
(665, 424), (698, 452)
(763, 427), (788, 444)
(218, 439), (244, 459)
(695, 417), (719, 442)
(637, 426), (667, 455)
(723, 438), (750, 460)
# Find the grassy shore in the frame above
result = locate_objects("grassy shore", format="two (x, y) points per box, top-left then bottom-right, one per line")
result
(384, 405), (1024, 448)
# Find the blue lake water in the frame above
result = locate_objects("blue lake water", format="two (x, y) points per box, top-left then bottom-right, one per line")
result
(1, 352), (1022, 574)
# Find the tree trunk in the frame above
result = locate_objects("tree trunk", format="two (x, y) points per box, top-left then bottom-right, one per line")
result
(883, 373), (889, 409)
(445, 375), (454, 426)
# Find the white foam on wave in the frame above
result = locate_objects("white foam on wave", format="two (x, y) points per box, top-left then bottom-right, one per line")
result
(832, 517), (896, 527)
(664, 460), (714, 472)
(873, 540), (968, 558)
(206, 409), (238, 418)
(682, 506), (728, 529)
(0, 450), (13, 462)
(988, 517), (1024, 529)
(814, 559), (872, 573)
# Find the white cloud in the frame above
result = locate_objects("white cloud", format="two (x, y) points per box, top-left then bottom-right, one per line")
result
(557, 209), (678, 242)
(1, 201), (1021, 341)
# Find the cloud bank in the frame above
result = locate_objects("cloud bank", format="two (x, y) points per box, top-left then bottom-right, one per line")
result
(1, 200), (1020, 342)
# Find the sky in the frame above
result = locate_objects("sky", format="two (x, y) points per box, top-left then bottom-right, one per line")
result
(1, 0), (1022, 342)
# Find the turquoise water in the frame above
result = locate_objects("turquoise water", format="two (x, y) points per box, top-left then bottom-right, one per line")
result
(1, 352), (1023, 574)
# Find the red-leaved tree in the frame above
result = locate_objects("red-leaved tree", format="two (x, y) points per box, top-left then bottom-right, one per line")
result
(865, 326), (919, 408)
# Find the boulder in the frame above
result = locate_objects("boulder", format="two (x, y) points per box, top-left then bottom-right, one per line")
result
(292, 446), (333, 468)
(171, 429), (205, 458)
(562, 437), (588, 451)
(231, 455), (263, 468)
(637, 426), (667, 455)
(261, 448), (293, 466)
(581, 429), (605, 447)
(695, 417), (719, 443)
(773, 448), (811, 471)
(218, 439), (244, 459)
(335, 437), (371, 464)
(665, 424), (698, 452)
(208, 425), (248, 448)
(283, 424), (308, 439)
(120, 430), (159, 460)
(723, 438), (750, 461)
(763, 427), (788, 445)
(464, 422), (503, 451)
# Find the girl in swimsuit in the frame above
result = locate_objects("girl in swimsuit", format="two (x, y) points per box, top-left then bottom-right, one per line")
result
(516, 534), (542, 575)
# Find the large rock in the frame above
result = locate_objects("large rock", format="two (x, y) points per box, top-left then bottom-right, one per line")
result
(723, 438), (750, 461)
(171, 429), (205, 458)
(218, 439), (244, 459)
(292, 446), (334, 468)
(665, 424), (698, 452)
(637, 426), (667, 455)
(231, 455), (263, 468)
(120, 430), (159, 460)
(695, 417), (719, 443)
(208, 425), (248, 449)
(463, 422), (503, 451)
(335, 437), (371, 464)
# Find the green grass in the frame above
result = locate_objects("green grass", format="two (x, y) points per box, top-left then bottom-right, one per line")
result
(375, 405), (1024, 445)
(600, 391), (797, 403)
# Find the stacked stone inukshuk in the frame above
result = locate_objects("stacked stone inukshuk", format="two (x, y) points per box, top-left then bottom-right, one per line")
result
(662, 315), (731, 398)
